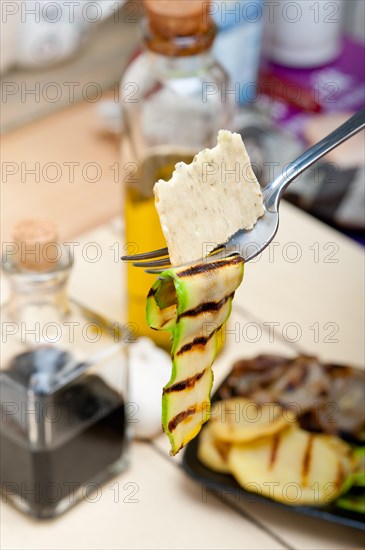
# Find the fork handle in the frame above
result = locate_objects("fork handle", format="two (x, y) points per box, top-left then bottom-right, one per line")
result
(263, 108), (365, 212)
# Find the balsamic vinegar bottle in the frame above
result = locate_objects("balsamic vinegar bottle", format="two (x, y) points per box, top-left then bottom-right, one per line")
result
(0, 220), (130, 518)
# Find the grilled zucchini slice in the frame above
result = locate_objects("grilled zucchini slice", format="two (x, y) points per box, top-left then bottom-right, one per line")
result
(146, 255), (244, 455)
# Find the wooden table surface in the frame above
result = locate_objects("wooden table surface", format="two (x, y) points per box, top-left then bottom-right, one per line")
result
(1, 100), (364, 550)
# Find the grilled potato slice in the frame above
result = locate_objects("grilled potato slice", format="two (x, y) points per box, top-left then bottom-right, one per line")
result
(210, 398), (297, 443)
(228, 427), (352, 505)
(197, 425), (231, 474)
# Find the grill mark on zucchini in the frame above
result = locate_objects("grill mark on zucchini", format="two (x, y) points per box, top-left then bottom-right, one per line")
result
(177, 292), (234, 321)
(168, 406), (196, 432)
(160, 317), (172, 328)
(147, 287), (157, 298)
(178, 255), (242, 278)
(176, 328), (218, 356)
(301, 434), (314, 487)
(164, 368), (207, 394)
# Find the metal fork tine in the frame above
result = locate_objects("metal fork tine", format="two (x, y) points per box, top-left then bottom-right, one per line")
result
(121, 247), (169, 262)
(143, 246), (229, 273)
(133, 258), (172, 268)
(145, 268), (165, 274)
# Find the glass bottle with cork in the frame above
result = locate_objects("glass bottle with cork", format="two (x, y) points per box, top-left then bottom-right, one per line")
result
(121, 0), (234, 349)
(0, 220), (130, 518)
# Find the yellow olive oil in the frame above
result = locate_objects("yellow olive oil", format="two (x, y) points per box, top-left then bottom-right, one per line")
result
(125, 151), (195, 350)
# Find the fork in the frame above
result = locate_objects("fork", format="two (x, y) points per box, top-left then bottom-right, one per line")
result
(122, 109), (365, 273)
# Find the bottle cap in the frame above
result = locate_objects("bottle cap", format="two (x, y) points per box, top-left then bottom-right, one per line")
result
(144, 0), (212, 38)
(13, 219), (59, 272)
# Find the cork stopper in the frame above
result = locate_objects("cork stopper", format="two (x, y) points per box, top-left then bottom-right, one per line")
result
(13, 219), (59, 272)
(144, 0), (212, 38)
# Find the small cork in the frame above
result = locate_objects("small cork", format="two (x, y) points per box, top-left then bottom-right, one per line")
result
(13, 219), (59, 272)
(144, 0), (212, 38)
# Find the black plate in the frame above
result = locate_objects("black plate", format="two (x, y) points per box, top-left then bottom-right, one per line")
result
(182, 387), (365, 531)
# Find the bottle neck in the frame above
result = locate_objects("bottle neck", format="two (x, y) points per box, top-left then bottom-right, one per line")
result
(3, 253), (72, 324)
(146, 48), (215, 80)
(142, 16), (216, 58)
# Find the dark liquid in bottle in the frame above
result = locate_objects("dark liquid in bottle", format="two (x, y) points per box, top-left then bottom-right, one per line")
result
(0, 349), (126, 518)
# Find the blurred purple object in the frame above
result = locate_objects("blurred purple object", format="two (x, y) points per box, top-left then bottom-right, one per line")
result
(260, 37), (365, 139)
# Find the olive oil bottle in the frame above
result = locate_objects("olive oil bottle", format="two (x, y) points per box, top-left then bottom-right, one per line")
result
(121, 0), (234, 349)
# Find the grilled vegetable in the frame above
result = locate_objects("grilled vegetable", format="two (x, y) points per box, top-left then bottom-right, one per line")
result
(351, 447), (365, 487)
(336, 495), (365, 514)
(146, 255), (244, 455)
(335, 448), (365, 514)
(218, 354), (365, 442)
(227, 426), (353, 505)
(209, 398), (297, 443)
(197, 425), (231, 473)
